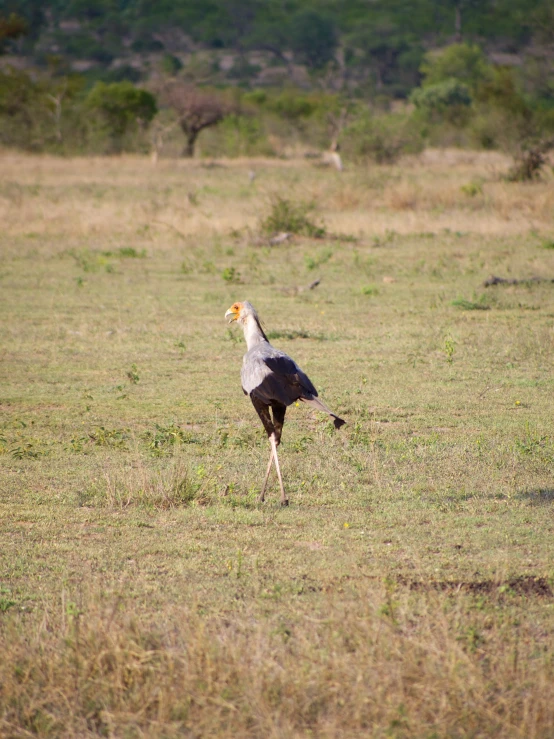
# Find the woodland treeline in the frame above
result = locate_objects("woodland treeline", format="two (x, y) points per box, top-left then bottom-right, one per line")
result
(0, 0), (553, 173)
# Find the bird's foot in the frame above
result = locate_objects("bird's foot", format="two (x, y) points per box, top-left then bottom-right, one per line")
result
(280, 498), (289, 507)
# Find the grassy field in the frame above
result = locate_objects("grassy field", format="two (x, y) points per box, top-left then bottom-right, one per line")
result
(1, 149), (554, 738)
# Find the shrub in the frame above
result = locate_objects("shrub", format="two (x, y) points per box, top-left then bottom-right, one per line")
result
(160, 53), (182, 76)
(104, 458), (202, 508)
(221, 266), (240, 283)
(411, 79), (472, 125)
(451, 296), (490, 311)
(55, 31), (115, 63)
(0, 67), (42, 148)
(469, 67), (537, 151)
(475, 66), (529, 117)
(469, 109), (510, 150)
(130, 35), (165, 53)
(208, 114), (274, 157)
(261, 197), (325, 238)
(85, 81), (157, 153)
(460, 181), (483, 197)
(419, 43), (491, 91)
(0, 68), (86, 152)
(342, 111), (424, 164)
(506, 139), (554, 182)
(361, 285), (379, 296)
(251, 89), (340, 123)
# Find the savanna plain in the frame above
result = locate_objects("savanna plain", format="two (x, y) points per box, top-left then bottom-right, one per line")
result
(1, 149), (554, 738)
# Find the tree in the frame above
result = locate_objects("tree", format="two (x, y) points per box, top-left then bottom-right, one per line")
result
(85, 81), (157, 152)
(0, 0), (43, 43)
(0, 67), (39, 147)
(0, 67), (82, 150)
(411, 43), (488, 127)
(289, 10), (338, 70)
(420, 43), (491, 91)
(345, 19), (422, 93)
(410, 79), (472, 124)
(163, 84), (233, 157)
(0, 12), (27, 51)
(442, 0), (488, 42)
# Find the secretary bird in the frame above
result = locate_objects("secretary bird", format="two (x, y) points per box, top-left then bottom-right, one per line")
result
(225, 301), (345, 505)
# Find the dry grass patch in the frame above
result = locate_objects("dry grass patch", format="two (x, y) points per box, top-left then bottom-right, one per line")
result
(1, 149), (553, 241)
(1, 581), (553, 738)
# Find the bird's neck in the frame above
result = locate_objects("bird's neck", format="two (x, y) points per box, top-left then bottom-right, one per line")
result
(243, 314), (268, 350)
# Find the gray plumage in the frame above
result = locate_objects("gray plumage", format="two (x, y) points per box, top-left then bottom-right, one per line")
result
(241, 343), (317, 406)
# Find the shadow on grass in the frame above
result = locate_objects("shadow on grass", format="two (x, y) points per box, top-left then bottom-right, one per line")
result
(516, 488), (554, 506)
(398, 576), (553, 598)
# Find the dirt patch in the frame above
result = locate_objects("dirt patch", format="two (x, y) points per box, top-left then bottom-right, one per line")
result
(399, 576), (553, 598)
(295, 541), (325, 551)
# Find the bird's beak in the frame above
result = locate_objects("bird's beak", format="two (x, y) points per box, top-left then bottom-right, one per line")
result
(225, 308), (238, 323)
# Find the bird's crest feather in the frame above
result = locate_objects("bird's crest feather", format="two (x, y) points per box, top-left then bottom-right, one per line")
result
(254, 313), (269, 342)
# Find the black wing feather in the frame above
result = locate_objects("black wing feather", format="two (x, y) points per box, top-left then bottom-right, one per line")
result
(263, 354), (317, 397)
(245, 349), (318, 407)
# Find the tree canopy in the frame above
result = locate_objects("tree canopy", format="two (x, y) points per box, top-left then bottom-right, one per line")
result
(1, 0), (551, 95)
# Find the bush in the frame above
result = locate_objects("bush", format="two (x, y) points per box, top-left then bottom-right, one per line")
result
(420, 43), (491, 91)
(84, 81), (157, 153)
(55, 31), (116, 64)
(506, 139), (554, 182)
(260, 90), (336, 122)
(130, 35), (164, 53)
(475, 67), (528, 116)
(0, 68), (86, 152)
(342, 111), (424, 164)
(411, 79), (472, 125)
(160, 53), (183, 76)
(203, 114), (274, 157)
(469, 109), (509, 149)
(261, 197), (325, 238)
(0, 67), (40, 148)
(227, 57), (261, 81)
(99, 66), (145, 84)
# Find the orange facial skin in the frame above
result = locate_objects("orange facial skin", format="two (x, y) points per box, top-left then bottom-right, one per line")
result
(225, 302), (243, 322)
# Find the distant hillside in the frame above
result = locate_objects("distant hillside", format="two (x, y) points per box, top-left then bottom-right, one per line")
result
(1, 0), (553, 97)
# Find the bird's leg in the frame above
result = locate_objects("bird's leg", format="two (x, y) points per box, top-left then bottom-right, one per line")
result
(270, 433), (288, 506)
(259, 446), (274, 503)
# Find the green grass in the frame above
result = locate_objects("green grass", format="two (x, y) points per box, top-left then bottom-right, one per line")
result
(451, 295), (491, 310)
(260, 195), (326, 238)
(1, 155), (554, 737)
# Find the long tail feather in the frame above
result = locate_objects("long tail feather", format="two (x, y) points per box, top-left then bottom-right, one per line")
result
(300, 397), (346, 429)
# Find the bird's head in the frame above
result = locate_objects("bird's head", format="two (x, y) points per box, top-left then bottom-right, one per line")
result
(225, 301), (257, 325)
